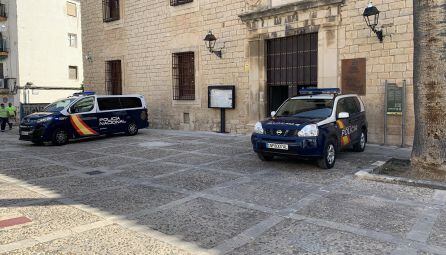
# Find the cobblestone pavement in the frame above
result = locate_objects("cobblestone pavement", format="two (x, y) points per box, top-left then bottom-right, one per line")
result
(1, 128), (446, 255)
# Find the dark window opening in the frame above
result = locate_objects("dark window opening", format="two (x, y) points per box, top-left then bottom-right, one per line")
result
(97, 97), (142, 111)
(103, 0), (120, 22)
(170, 0), (193, 6)
(172, 52), (195, 100)
(266, 33), (318, 114)
(105, 60), (122, 95)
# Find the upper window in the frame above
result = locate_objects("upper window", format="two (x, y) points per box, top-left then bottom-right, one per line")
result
(172, 52), (195, 100)
(69, 66), (78, 80)
(103, 0), (120, 22)
(66, 2), (77, 17)
(71, 97), (95, 113)
(68, 33), (77, 47)
(120, 97), (142, 108)
(170, 0), (193, 6)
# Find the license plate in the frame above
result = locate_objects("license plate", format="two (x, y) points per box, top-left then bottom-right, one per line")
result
(21, 131), (29, 136)
(266, 143), (288, 150)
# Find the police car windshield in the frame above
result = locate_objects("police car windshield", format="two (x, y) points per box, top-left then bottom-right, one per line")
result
(43, 98), (76, 112)
(276, 98), (333, 118)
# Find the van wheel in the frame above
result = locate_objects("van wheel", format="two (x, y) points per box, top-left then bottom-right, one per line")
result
(318, 139), (336, 169)
(126, 122), (138, 136)
(52, 129), (68, 146)
(257, 153), (273, 161)
(353, 130), (367, 152)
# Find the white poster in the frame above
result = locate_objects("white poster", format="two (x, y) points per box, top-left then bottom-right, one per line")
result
(210, 89), (233, 108)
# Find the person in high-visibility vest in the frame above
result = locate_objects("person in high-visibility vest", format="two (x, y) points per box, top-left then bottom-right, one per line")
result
(6, 103), (16, 130)
(0, 103), (8, 132)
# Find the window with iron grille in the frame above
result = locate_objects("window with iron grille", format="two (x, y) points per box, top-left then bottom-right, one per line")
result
(105, 60), (122, 95)
(103, 0), (120, 22)
(172, 52), (195, 100)
(170, 0), (193, 6)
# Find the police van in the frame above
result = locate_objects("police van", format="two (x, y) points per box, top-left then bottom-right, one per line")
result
(251, 88), (367, 169)
(19, 92), (149, 145)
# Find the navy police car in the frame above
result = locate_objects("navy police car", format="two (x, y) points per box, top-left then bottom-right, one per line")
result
(251, 88), (367, 169)
(19, 92), (149, 145)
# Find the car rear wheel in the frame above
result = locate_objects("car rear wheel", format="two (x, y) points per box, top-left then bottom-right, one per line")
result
(52, 129), (68, 146)
(353, 130), (367, 152)
(318, 139), (336, 169)
(257, 153), (273, 161)
(126, 122), (138, 136)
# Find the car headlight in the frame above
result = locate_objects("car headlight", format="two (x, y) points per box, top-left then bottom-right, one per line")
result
(254, 121), (264, 134)
(36, 116), (53, 124)
(297, 124), (319, 137)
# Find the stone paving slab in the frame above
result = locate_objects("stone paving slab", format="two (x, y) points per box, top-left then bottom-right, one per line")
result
(296, 192), (422, 236)
(27, 176), (127, 197)
(151, 168), (240, 192)
(0, 184), (46, 207)
(208, 180), (318, 210)
(163, 153), (224, 166)
(113, 162), (188, 179)
(0, 201), (100, 245)
(77, 155), (143, 168)
(73, 185), (187, 215)
(428, 209), (446, 247)
(122, 148), (180, 161)
(229, 219), (397, 255)
(133, 197), (270, 249)
(0, 165), (71, 181)
(5, 224), (193, 255)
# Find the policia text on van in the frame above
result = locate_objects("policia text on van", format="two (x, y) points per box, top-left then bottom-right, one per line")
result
(19, 93), (149, 145)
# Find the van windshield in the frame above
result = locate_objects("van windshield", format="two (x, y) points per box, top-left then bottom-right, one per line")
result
(43, 98), (77, 112)
(276, 98), (334, 118)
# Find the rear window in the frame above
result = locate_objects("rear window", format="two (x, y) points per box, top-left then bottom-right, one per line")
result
(120, 97), (142, 108)
(97, 97), (142, 111)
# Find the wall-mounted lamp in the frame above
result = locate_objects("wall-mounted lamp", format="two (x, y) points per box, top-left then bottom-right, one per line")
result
(85, 52), (93, 63)
(363, 2), (384, 43)
(204, 31), (222, 58)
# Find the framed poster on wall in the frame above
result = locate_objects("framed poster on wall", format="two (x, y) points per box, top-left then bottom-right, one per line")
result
(208, 85), (235, 109)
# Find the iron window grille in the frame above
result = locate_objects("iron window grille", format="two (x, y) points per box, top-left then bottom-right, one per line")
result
(105, 60), (122, 95)
(0, 3), (7, 18)
(103, 0), (120, 22)
(172, 52), (195, 100)
(266, 33), (318, 88)
(170, 0), (193, 6)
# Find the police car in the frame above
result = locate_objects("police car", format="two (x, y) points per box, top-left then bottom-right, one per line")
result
(251, 88), (367, 169)
(19, 92), (149, 145)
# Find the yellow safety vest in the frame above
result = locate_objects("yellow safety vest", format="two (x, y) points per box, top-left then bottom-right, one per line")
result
(0, 107), (7, 118)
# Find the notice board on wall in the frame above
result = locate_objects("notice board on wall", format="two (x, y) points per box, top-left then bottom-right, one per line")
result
(208, 86), (235, 109)
(341, 58), (366, 95)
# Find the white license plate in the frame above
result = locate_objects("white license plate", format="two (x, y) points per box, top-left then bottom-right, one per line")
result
(266, 143), (289, 150)
(21, 131), (29, 136)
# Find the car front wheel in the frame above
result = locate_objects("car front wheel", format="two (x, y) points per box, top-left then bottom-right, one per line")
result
(52, 129), (68, 146)
(318, 140), (336, 169)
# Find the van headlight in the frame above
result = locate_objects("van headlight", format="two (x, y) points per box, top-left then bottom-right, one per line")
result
(297, 124), (319, 137)
(36, 116), (53, 124)
(254, 122), (264, 134)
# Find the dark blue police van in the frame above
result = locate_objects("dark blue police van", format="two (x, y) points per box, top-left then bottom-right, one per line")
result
(251, 88), (367, 169)
(19, 92), (149, 145)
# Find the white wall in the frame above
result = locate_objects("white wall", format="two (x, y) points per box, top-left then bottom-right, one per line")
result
(16, 0), (83, 103)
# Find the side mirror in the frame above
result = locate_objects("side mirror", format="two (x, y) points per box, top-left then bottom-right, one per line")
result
(338, 112), (350, 119)
(271, 111), (276, 118)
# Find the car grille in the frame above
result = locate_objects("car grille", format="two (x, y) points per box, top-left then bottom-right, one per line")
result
(264, 129), (297, 137)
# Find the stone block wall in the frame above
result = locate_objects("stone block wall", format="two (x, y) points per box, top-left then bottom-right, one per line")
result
(338, 0), (414, 145)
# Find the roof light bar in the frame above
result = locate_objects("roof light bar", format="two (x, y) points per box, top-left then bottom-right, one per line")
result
(73, 91), (96, 96)
(299, 88), (341, 95)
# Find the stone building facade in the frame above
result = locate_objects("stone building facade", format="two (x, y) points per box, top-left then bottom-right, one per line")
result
(81, 0), (414, 145)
